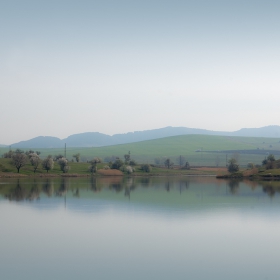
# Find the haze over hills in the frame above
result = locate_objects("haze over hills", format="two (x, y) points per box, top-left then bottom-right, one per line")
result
(9, 125), (280, 148)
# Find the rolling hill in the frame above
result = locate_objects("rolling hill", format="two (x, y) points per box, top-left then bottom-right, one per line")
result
(9, 125), (280, 148)
(3, 134), (280, 167)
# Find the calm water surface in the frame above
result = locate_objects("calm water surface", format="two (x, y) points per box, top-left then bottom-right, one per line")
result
(1, 176), (280, 280)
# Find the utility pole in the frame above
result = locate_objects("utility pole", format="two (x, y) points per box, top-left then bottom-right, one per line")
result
(64, 143), (66, 158)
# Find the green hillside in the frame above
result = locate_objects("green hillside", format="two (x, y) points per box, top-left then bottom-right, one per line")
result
(2, 134), (280, 166)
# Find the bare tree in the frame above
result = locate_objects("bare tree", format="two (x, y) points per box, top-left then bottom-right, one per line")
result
(12, 151), (28, 173)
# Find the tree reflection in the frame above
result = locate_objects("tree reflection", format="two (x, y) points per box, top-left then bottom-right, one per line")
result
(41, 179), (54, 197)
(165, 181), (170, 192)
(124, 187), (130, 199)
(110, 183), (123, 193)
(124, 178), (136, 200)
(139, 177), (150, 186)
(179, 180), (189, 194)
(73, 188), (80, 198)
(262, 185), (276, 198)
(27, 180), (40, 201)
(89, 177), (101, 192)
(227, 179), (240, 195)
(56, 179), (68, 196)
(5, 180), (27, 201)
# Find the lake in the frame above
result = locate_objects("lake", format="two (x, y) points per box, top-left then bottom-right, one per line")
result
(1, 176), (280, 280)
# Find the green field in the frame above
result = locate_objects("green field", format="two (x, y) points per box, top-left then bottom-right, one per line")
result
(1, 134), (280, 166)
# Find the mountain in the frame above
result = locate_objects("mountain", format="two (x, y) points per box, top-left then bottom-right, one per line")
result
(11, 136), (62, 149)
(10, 125), (280, 148)
(232, 125), (280, 138)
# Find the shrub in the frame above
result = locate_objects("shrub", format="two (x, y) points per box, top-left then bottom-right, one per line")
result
(111, 159), (124, 170)
(140, 164), (152, 173)
(247, 162), (254, 169)
(129, 160), (137, 166)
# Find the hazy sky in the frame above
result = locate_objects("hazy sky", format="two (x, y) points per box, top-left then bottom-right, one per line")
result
(1, 0), (280, 144)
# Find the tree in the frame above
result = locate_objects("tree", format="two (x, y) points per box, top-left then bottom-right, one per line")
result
(177, 156), (186, 167)
(124, 151), (131, 164)
(88, 157), (102, 173)
(58, 157), (70, 173)
(164, 158), (174, 169)
(30, 153), (41, 173)
(126, 166), (134, 174)
(12, 152), (28, 173)
(3, 150), (14, 158)
(215, 155), (220, 167)
(182, 161), (190, 170)
(267, 154), (275, 162)
(73, 153), (80, 163)
(54, 154), (64, 161)
(154, 157), (161, 165)
(42, 156), (54, 173)
(228, 158), (239, 173)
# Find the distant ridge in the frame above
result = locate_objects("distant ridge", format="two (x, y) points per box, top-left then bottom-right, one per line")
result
(10, 125), (280, 148)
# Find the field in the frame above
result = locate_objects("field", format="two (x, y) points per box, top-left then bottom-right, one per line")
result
(1, 134), (280, 167)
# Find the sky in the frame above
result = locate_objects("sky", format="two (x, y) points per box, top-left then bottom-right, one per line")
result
(1, 0), (280, 144)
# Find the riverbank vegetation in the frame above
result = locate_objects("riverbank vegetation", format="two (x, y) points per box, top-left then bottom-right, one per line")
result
(1, 148), (280, 179)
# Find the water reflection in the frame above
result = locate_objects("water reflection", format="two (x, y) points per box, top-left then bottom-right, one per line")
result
(5, 179), (27, 201)
(41, 179), (54, 197)
(227, 179), (240, 195)
(1, 177), (280, 206)
(56, 179), (68, 197)
(2, 177), (280, 280)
